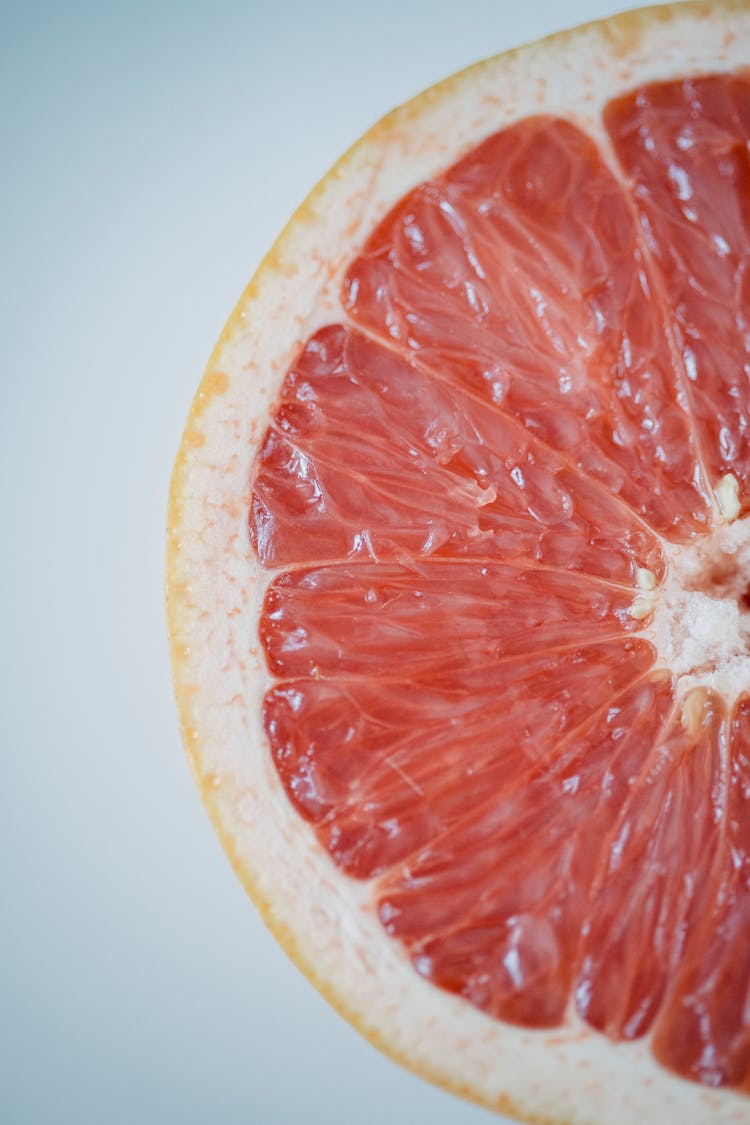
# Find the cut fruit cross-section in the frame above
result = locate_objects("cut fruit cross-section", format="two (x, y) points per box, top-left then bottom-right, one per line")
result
(167, 5), (750, 1124)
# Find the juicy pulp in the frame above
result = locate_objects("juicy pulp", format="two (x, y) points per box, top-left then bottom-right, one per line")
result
(251, 74), (750, 1090)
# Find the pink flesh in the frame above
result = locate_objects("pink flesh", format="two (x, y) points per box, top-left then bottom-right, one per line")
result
(250, 75), (750, 1088)
(606, 76), (750, 504)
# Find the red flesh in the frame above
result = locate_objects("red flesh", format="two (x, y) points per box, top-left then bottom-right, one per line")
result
(251, 75), (750, 1088)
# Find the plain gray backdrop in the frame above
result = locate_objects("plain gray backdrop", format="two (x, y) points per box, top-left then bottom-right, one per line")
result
(3, 1), (649, 1122)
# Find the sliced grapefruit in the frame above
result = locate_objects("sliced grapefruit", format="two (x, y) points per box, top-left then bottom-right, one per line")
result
(167, 4), (750, 1122)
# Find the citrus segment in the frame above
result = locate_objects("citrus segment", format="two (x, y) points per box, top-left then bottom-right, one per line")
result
(377, 673), (673, 1027)
(251, 325), (664, 583)
(652, 695), (750, 1088)
(605, 75), (750, 508)
(343, 115), (712, 537)
(577, 690), (725, 1043)
(262, 563), (641, 679)
(265, 635), (653, 877)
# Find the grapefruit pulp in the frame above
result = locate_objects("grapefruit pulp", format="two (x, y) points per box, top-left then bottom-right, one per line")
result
(168, 4), (750, 1123)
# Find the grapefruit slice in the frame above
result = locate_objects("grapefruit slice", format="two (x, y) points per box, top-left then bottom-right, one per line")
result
(167, 4), (750, 1122)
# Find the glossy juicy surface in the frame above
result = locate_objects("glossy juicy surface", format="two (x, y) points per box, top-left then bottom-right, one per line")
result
(251, 75), (750, 1088)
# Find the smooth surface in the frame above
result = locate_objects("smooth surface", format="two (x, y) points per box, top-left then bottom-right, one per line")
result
(1, 2), (656, 1123)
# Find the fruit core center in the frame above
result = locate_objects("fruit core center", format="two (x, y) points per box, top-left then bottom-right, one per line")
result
(649, 518), (750, 701)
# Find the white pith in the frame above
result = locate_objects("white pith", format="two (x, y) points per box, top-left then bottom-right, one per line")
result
(167, 6), (750, 1125)
(646, 509), (750, 704)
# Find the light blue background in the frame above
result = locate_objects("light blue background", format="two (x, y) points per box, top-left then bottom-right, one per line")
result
(2, 2), (649, 1122)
